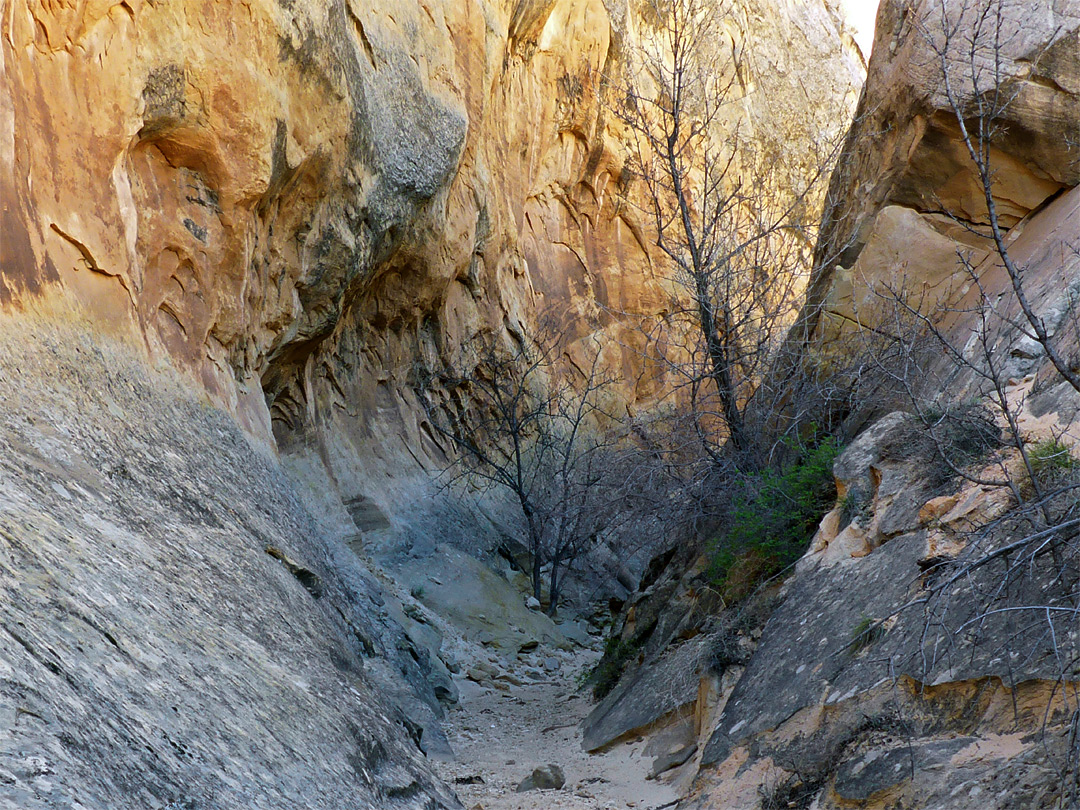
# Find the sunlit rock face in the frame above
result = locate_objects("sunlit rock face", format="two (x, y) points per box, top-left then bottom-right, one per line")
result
(805, 0), (1079, 344)
(1, 0), (863, 547)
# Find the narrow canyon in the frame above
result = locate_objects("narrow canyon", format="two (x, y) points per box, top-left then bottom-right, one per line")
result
(1, 1), (1078, 809)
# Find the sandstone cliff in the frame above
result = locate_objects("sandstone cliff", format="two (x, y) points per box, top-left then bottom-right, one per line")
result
(2, 0), (863, 595)
(807, 0), (1078, 344)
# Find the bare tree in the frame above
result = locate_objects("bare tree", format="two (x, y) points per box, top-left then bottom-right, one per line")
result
(614, 0), (843, 463)
(417, 327), (618, 616)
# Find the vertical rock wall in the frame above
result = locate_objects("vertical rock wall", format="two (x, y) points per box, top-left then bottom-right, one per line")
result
(805, 0), (1079, 346)
(2, 0), (863, 548)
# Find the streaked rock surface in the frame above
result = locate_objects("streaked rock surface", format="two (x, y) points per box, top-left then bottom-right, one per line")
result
(0, 310), (460, 809)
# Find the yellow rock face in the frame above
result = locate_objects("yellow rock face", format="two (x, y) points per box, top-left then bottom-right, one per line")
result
(2, 0), (862, 459)
(807, 0), (1079, 347)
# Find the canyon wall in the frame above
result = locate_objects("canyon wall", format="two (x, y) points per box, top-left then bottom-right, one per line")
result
(2, 0), (863, 556)
(662, 2), (1080, 807)
(1, 0), (864, 640)
(805, 0), (1078, 347)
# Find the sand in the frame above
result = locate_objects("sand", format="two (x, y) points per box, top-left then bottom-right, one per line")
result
(433, 650), (679, 810)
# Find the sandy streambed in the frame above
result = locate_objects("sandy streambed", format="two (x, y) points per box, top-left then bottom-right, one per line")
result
(433, 655), (679, 810)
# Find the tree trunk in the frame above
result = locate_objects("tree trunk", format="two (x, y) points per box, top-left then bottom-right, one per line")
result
(696, 291), (748, 452)
(523, 507), (544, 602)
(546, 550), (562, 617)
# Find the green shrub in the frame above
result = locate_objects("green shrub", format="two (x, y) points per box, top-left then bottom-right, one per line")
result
(1029, 438), (1078, 479)
(588, 634), (642, 700)
(850, 613), (886, 654)
(708, 437), (840, 602)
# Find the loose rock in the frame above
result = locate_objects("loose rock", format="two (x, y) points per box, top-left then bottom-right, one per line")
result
(515, 764), (566, 792)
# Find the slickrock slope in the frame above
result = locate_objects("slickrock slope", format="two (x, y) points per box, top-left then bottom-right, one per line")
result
(0, 308), (460, 810)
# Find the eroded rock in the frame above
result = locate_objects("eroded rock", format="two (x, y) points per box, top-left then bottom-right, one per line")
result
(515, 763), (565, 792)
(0, 313), (459, 809)
(806, 0), (1079, 347)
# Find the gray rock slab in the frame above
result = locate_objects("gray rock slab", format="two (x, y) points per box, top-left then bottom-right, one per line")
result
(645, 716), (698, 778)
(385, 545), (568, 654)
(0, 325), (460, 809)
(515, 764), (565, 792)
(833, 737), (973, 802)
(582, 638), (707, 752)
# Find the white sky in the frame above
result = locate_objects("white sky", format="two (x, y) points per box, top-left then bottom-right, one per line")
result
(838, 0), (881, 58)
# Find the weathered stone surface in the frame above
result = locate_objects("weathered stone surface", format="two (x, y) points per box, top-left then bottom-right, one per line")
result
(583, 636), (709, 753)
(831, 737), (971, 804)
(515, 763), (565, 792)
(683, 405), (1079, 808)
(805, 0), (1079, 345)
(0, 311), (459, 809)
(391, 545), (569, 655)
(809, 411), (951, 565)
(645, 717), (698, 779)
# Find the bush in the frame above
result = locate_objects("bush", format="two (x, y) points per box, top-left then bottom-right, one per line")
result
(708, 437), (840, 602)
(849, 613), (886, 654)
(1029, 438), (1078, 480)
(588, 634), (642, 700)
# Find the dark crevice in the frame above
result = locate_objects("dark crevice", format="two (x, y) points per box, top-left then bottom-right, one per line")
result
(265, 545), (324, 598)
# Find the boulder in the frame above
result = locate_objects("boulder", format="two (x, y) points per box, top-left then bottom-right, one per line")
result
(515, 764), (566, 792)
(645, 718), (699, 779)
(583, 638), (709, 753)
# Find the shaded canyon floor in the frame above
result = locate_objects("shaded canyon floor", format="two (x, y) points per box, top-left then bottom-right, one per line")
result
(434, 645), (679, 810)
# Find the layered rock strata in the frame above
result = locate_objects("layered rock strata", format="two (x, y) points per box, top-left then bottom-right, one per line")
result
(1, 0), (862, 535)
(0, 308), (460, 809)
